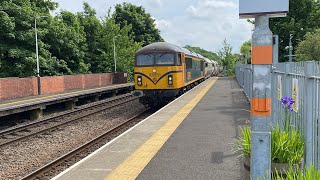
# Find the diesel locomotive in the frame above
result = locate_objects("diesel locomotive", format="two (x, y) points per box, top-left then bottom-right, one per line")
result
(133, 42), (217, 106)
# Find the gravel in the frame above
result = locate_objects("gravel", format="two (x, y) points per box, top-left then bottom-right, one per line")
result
(0, 94), (132, 134)
(0, 99), (147, 179)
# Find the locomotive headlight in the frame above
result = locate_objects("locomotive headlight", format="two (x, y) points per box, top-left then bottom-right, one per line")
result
(168, 75), (173, 85)
(137, 76), (142, 86)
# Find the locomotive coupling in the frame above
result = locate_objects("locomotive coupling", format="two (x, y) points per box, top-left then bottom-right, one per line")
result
(132, 90), (144, 97)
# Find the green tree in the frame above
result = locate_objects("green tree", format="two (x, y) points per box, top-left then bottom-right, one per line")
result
(97, 14), (141, 80)
(0, 0), (62, 77)
(184, 45), (220, 63)
(113, 2), (163, 46)
(0, 1), (145, 79)
(217, 39), (237, 76)
(269, 0), (320, 62)
(30, 0), (58, 13)
(296, 29), (320, 61)
(77, 3), (102, 73)
(240, 40), (251, 63)
(45, 10), (89, 74)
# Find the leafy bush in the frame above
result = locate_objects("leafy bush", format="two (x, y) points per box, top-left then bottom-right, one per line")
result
(234, 127), (251, 158)
(273, 165), (320, 180)
(296, 29), (320, 61)
(234, 124), (304, 164)
(271, 125), (304, 164)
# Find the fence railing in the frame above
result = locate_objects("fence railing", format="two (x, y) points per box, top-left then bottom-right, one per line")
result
(235, 61), (320, 168)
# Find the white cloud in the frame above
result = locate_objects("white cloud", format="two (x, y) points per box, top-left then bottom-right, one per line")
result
(204, 0), (237, 8)
(187, 0), (237, 18)
(186, 0), (237, 19)
(180, 0), (252, 52)
(53, 0), (253, 53)
(147, 0), (163, 8)
(155, 19), (172, 30)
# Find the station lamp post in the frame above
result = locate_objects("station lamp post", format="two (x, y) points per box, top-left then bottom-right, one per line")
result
(240, 0), (288, 179)
(113, 35), (121, 73)
(285, 34), (294, 62)
(35, 15), (48, 95)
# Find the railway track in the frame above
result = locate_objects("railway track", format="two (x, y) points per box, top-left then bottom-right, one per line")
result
(21, 110), (150, 180)
(0, 93), (138, 148)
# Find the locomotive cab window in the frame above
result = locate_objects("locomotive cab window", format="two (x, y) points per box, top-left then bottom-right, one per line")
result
(186, 57), (192, 69)
(136, 54), (154, 66)
(177, 54), (182, 66)
(200, 60), (204, 71)
(136, 53), (176, 66)
(155, 53), (175, 65)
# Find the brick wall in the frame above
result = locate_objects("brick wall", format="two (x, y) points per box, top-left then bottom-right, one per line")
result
(41, 76), (65, 94)
(0, 77), (37, 100)
(32, 77), (38, 96)
(64, 75), (84, 90)
(100, 74), (113, 86)
(83, 74), (100, 89)
(0, 73), (127, 100)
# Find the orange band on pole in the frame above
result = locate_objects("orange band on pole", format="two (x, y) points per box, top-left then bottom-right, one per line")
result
(252, 46), (273, 64)
(251, 98), (271, 116)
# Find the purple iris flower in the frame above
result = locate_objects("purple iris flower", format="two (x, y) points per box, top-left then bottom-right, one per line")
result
(281, 97), (290, 104)
(289, 98), (295, 105)
(287, 103), (294, 111)
(281, 96), (295, 111)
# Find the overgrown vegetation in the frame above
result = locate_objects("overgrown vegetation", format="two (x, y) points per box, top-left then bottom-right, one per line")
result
(240, 40), (251, 63)
(273, 164), (320, 180)
(0, 1), (161, 79)
(242, 0), (320, 62)
(113, 3), (163, 46)
(296, 29), (320, 61)
(184, 45), (220, 63)
(0, 0), (242, 79)
(234, 126), (251, 158)
(234, 125), (304, 164)
(186, 40), (239, 76)
(217, 39), (239, 76)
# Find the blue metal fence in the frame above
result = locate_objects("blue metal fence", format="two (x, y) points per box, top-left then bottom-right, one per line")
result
(235, 61), (320, 168)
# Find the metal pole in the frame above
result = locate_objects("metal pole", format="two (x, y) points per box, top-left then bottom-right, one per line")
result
(273, 35), (279, 64)
(251, 15), (272, 180)
(244, 54), (248, 65)
(35, 18), (41, 95)
(304, 61), (315, 167)
(289, 34), (293, 62)
(113, 37), (117, 73)
(272, 35), (279, 125)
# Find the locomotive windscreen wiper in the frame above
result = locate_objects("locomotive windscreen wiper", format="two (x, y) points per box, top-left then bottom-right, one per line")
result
(158, 52), (168, 58)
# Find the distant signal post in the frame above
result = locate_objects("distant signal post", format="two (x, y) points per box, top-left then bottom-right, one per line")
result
(239, 0), (289, 179)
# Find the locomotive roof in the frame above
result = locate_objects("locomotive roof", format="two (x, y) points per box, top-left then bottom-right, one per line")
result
(136, 42), (204, 58)
(211, 60), (218, 65)
(204, 58), (213, 64)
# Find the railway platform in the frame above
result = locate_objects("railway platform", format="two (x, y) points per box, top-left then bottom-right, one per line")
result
(53, 77), (250, 180)
(0, 83), (133, 120)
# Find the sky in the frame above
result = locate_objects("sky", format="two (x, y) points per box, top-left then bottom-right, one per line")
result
(53, 0), (253, 53)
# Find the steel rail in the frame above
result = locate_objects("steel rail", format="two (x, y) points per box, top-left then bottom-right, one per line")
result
(21, 110), (149, 180)
(0, 94), (138, 147)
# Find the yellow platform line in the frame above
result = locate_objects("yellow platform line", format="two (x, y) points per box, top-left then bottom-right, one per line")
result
(105, 78), (218, 180)
(0, 83), (132, 107)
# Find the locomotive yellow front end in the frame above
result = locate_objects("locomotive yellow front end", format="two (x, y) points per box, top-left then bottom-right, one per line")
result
(133, 42), (185, 106)
(134, 66), (184, 90)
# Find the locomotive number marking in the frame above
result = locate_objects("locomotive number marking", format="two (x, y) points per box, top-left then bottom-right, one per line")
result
(187, 72), (191, 80)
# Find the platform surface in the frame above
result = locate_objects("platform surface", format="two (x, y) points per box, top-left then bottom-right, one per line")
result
(53, 77), (250, 180)
(0, 83), (133, 112)
(137, 77), (249, 179)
